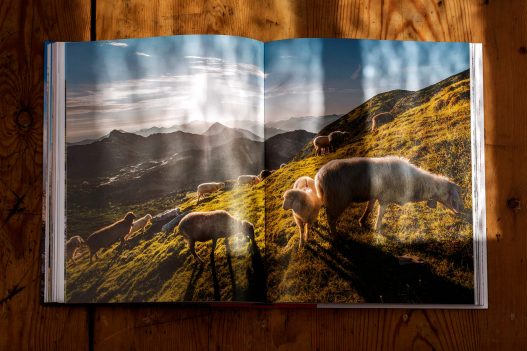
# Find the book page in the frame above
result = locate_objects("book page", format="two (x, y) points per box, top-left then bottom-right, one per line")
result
(64, 35), (266, 303)
(263, 38), (482, 305)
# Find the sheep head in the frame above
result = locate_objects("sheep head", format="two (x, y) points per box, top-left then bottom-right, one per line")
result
(241, 220), (255, 240)
(438, 182), (464, 214)
(282, 190), (296, 210)
(124, 212), (137, 222)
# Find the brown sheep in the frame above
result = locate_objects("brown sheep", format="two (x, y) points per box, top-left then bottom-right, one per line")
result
(283, 189), (321, 247)
(86, 212), (136, 262)
(371, 112), (395, 131)
(178, 210), (255, 264)
(328, 131), (350, 152)
(259, 169), (272, 180)
(313, 135), (330, 156)
(315, 157), (464, 233)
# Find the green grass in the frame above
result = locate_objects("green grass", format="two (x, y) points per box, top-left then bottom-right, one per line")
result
(66, 71), (474, 304)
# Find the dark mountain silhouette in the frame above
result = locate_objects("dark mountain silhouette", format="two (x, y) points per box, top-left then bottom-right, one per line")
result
(265, 130), (316, 170)
(265, 114), (341, 133)
(67, 126), (259, 179)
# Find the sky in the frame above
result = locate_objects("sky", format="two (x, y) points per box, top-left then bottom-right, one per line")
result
(65, 36), (469, 142)
(65, 35), (264, 142)
(264, 38), (469, 122)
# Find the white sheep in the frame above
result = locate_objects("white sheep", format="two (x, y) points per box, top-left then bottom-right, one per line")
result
(177, 210), (255, 264)
(125, 214), (152, 240)
(293, 176), (317, 194)
(196, 182), (225, 204)
(66, 235), (85, 264)
(315, 156), (464, 233)
(282, 189), (321, 248)
(237, 175), (260, 186)
(313, 135), (330, 156)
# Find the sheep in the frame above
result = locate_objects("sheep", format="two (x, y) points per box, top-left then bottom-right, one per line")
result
(371, 112), (395, 131)
(197, 182), (225, 204)
(177, 210), (255, 264)
(315, 156), (464, 233)
(125, 214), (152, 240)
(259, 169), (272, 180)
(86, 212), (136, 263)
(282, 189), (322, 248)
(66, 235), (85, 264)
(237, 175), (260, 186)
(313, 135), (330, 156)
(293, 176), (316, 194)
(328, 131), (349, 152)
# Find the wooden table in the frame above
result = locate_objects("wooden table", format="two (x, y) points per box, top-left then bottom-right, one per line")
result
(1, 1), (525, 349)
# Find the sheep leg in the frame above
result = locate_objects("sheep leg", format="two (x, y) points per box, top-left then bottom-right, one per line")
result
(210, 238), (217, 263)
(359, 200), (375, 228)
(375, 204), (387, 232)
(304, 223), (309, 243)
(293, 216), (304, 248)
(197, 194), (201, 204)
(189, 240), (204, 264)
(328, 214), (338, 235)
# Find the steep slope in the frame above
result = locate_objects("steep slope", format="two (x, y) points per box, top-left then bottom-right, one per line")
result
(66, 69), (474, 305)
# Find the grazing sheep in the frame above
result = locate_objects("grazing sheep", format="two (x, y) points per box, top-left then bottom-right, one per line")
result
(86, 212), (136, 262)
(315, 157), (464, 233)
(293, 176), (316, 194)
(197, 182), (225, 204)
(237, 175), (261, 186)
(259, 169), (272, 180)
(126, 214), (152, 239)
(328, 131), (349, 152)
(178, 210), (255, 264)
(283, 189), (321, 248)
(66, 235), (85, 264)
(313, 136), (330, 156)
(371, 112), (395, 131)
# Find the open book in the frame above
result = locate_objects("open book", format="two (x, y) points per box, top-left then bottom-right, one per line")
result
(43, 35), (486, 307)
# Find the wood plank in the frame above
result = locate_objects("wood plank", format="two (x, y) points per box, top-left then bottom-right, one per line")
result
(0, 0), (91, 350)
(91, 0), (527, 350)
(93, 306), (210, 350)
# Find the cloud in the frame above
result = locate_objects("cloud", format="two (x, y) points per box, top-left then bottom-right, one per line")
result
(108, 42), (128, 47)
(136, 51), (151, 57)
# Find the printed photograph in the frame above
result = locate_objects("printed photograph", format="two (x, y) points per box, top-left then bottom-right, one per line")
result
(64, 36), (475, 305)
(65, 35), (267, 302)
(264, 39), (474, 304)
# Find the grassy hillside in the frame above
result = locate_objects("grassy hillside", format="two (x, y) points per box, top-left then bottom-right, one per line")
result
(67, 69), (474, 304)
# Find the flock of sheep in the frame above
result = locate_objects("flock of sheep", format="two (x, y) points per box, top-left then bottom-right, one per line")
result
(67, 119), (466, 267)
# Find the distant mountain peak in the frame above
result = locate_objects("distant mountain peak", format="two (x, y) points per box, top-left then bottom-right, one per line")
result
(204, 122), (228, 135)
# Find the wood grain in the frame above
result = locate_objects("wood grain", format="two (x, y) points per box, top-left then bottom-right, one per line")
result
(2, 0), (527, 349)
(0, 0), (90, 350)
